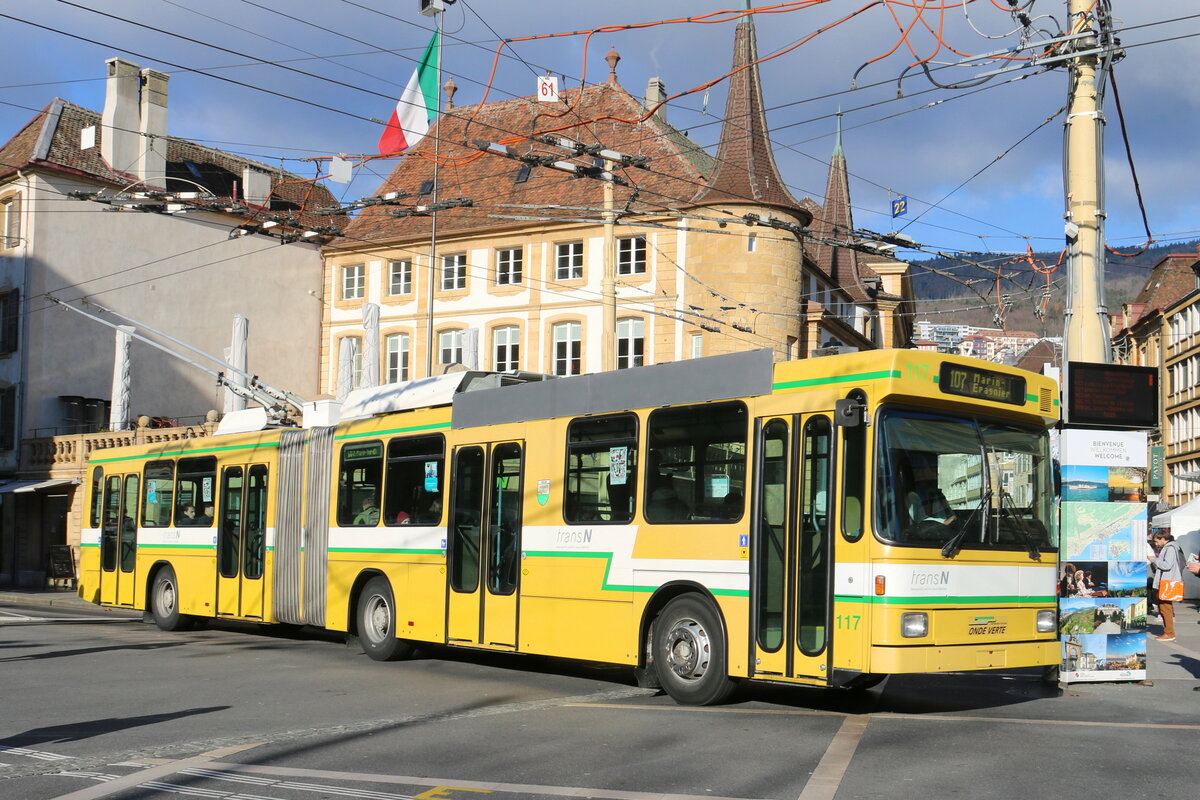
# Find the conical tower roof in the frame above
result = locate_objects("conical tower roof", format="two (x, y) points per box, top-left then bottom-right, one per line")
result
(692, 4), (803, 213)
(810, 112), (875, 302)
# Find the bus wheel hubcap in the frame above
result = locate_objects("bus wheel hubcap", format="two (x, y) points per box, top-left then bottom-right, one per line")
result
(366, 596), (391, 642)
(665, 618), (709, 680)
(159, 583), (175, 614)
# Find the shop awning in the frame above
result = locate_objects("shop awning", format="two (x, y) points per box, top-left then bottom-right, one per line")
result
(12, 478), (80, 493)
(1152, 494), (1200, 528)
(0, 479), (42, 494)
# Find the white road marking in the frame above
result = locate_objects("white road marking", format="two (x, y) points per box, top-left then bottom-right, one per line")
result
(796, 715), (869, 800)
(0, 745), (73, 761)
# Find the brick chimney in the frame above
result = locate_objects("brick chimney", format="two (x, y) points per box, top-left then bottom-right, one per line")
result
(136, 68), (169, 187)
(101, 58), (140, 175)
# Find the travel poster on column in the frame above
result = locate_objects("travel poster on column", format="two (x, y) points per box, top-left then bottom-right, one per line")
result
(1058, 429), (1148, 683)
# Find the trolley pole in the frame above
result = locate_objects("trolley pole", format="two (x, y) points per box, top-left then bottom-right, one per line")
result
(424, 7), (444, 379)
(1061, 0), (1111, 365)
(602, 157), (617, 372)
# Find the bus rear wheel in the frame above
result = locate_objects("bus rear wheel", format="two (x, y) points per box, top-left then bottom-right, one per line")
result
(653, 594), (736, 706)
(357, 577), (415, 662)
(150, 566), (195, 632)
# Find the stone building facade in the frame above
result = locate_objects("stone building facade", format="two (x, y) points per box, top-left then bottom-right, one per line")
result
(320, 14), (913, 393)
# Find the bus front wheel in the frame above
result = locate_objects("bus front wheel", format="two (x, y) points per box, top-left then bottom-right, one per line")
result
(653, 594), (736, 706)
(357, 576), (415, 662)
(150, 566), (195, 632)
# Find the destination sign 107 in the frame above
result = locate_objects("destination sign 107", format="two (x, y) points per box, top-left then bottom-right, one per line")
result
(938, 363), (1026, 406)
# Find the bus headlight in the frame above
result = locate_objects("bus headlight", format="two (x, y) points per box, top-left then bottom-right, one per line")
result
(1037, 609), (1056, 633)
(901, 612), (928, 638)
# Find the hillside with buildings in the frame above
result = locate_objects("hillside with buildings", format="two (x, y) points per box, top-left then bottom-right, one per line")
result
(908, 240), (1200, 335)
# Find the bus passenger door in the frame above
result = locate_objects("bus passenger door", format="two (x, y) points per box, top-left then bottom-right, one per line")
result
(216, 464), (268, 619)
(100, 473), (140, 608)
(752, 415), (833, 682)
(447, 441), (523, 649)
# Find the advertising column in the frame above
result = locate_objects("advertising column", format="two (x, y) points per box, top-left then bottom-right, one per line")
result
(1059, 429), (1149, 683)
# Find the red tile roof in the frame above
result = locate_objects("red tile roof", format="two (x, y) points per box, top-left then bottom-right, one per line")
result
(335, 79), (807, 250)
(0, 99), (343, 230)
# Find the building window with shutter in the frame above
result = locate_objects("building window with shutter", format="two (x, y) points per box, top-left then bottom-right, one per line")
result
(1, 194), (20, 250)
(0, 384), (16, 451)
(0, 289), (18, 354)
(438, 330), (464, 367)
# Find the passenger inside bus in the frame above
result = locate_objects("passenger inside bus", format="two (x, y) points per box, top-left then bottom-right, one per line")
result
(354, 497), (380, 525)
(178, 504), (197, 525)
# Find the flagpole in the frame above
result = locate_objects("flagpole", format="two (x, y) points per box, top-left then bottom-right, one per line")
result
(425, 14), (443, 379)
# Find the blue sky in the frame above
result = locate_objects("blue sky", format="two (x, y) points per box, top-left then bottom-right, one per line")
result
(2, 1), (1196, 266)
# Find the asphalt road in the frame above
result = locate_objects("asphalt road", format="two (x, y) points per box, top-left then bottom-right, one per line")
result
(1, 597), (1198, 800)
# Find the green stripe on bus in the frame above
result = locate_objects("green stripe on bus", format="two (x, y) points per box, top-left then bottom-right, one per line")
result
(137, 544), (215, 550)
(523, 550), (748, 597)
(91, 441), (280, 463)
(335, 421), (451, 441)
(328, 548), (444, 555)
(773, 370), (901, 391)
(834, 594), (1055, 605)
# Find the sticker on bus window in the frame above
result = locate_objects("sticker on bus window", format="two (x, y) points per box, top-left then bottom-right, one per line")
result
(202, 477), (213, 503)
(424, 461), (438, 492)
(609, 447), (628, 485)
(148, 484), (157, 503)
(709, 475), (730, 498)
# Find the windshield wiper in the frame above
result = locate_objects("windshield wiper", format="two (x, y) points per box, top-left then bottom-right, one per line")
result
(941, 489), (990, 559)
(999, 489), (1042, 561)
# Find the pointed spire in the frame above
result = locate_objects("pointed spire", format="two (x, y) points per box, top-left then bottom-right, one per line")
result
(692, 0), (803, 213)
(812, 115), (873, 303)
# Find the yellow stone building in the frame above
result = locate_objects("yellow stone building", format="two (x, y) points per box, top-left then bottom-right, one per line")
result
(321, 14), (913, 393)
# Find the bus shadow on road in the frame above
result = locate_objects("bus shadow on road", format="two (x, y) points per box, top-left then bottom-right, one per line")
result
(0, 640), (186, 663)
(0, 705), (228, 747)
(731, 669), (1060, 714)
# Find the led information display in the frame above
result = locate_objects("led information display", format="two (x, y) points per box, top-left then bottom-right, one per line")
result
(1066, 362), (1157, 429)
(938, 362), (1026, 406)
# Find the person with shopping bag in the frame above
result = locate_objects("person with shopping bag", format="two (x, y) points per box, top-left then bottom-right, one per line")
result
(1147, 531), (1185, 642)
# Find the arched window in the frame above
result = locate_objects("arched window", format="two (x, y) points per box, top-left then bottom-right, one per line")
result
(493, 326), (520, 372)
(552, 321), (581, 376)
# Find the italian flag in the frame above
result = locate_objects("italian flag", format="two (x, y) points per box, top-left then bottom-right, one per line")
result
(378, 30), (440, 156)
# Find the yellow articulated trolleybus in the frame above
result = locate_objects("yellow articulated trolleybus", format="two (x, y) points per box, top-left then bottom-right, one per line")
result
(78, 349), (1060, 705)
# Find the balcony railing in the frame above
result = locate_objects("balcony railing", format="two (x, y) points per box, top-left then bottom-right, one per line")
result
(22, 418), (219, 474)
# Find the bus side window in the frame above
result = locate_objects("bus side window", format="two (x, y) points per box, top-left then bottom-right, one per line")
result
(645, 402), (747, 524)
(565, 414), (638, 524)
(841, 393), (867, 541)
(89, 465), (104, 528)
(142, 460), (175, 527)
(176, 456), (217, 528)
(339, 441), (383, 526)
(383, 435), (445, 526)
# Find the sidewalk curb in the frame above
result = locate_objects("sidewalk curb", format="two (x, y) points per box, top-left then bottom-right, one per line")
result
(0, 591), (106, 611)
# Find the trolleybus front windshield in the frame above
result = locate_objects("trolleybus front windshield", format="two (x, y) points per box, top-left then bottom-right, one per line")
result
(876, 408), (1056, 552)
